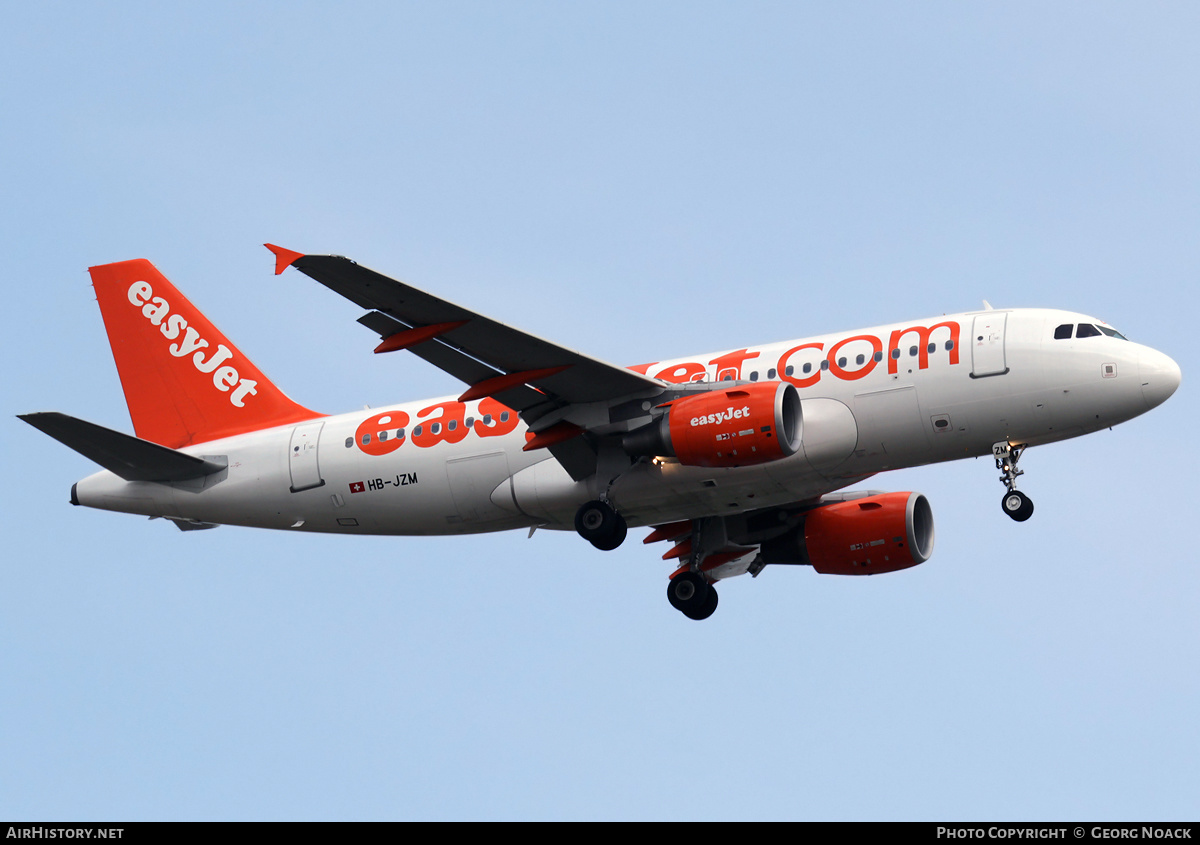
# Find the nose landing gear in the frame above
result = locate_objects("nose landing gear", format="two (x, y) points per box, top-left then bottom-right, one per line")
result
(993, 441), (1034, 522)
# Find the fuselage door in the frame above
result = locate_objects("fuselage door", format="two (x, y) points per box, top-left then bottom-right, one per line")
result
(288, 421), (326, 492)
(970, 313), (1009, 377)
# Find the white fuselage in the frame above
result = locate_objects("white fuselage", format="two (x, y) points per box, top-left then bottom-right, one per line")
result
(73, 307), (1179, 534)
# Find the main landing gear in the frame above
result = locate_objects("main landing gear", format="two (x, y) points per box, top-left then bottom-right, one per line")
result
(993, 441), (1034, 522)
(666, 571), (718, 621)
(572, 500), (721, 620)
(574, 499), (628, 550)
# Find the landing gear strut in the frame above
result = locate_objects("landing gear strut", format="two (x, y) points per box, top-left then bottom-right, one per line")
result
(574, 499), (628, 550)
(993, 441), (1034, 522)
(666, 571), (718, 621)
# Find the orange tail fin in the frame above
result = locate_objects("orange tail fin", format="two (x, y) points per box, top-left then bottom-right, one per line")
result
(90, 259), (321, 448)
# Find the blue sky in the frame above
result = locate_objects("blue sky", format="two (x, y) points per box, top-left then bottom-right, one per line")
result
(3, 2), (1197, 820)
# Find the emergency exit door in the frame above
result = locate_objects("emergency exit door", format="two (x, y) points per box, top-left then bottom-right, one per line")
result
(288, 421), (326, 492)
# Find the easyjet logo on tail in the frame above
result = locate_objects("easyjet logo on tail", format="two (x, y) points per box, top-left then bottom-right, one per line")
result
(126, 281), (259, 408)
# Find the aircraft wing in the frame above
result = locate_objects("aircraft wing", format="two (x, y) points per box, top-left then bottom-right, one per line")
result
(266, 246), (665, 479)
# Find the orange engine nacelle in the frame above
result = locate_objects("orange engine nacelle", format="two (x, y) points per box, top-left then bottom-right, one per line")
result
(623, 382), (802, 468)
(803, 492), (935, 575)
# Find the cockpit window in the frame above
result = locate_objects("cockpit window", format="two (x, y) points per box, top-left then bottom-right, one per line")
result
(1098, 326), (1128, 341)
(1054, 324), (1073, 340)
(1076, 323), (1102, 338)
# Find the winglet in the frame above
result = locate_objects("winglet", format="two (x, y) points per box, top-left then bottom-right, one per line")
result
(264, 243), (305, 275)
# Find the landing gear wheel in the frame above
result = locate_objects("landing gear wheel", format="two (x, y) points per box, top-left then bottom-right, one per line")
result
(1001, 490), (1034, 522)
(574, 499), (628, 550)
(590, 518), (627, 551)
(685, 586), (719, 621)
(667, 572), (716, 619)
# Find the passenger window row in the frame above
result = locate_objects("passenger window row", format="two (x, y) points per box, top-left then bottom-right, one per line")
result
(345, 411), (513, 447)
(741, 341), (956, 380)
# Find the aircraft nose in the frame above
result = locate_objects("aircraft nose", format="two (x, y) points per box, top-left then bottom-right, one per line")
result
(1139, 347), (1182, 410)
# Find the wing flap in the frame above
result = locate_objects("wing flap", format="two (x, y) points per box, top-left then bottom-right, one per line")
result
(546, 435), (598, 482)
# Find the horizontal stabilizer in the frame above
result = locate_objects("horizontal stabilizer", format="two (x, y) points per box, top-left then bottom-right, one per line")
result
(18, 412), (227, 482)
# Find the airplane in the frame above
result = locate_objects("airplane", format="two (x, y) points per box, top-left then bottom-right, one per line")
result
(19, 245), (1182, 620)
